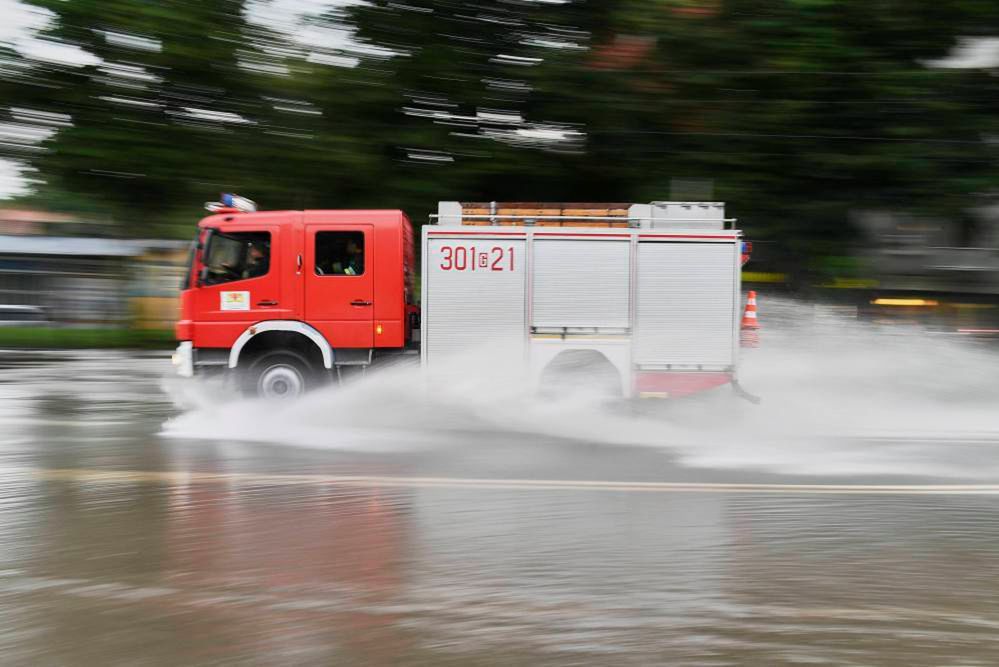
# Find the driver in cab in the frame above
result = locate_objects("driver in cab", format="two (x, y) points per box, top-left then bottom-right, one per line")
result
(243, 241), (269, 279)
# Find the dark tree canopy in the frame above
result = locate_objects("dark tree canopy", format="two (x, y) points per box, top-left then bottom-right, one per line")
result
(1, 0), (997, 263)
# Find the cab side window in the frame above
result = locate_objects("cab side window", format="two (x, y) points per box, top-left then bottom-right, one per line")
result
(315, 231), (365, 276)
(202, 232), (271, 286)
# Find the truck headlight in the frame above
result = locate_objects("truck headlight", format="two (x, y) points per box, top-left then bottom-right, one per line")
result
(172, 341), (194, 378)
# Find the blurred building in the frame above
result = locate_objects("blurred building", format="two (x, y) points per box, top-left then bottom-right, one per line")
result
(128, 242), (189, 330)
(0, 209), (187, 328)
(0, 209), (79, 236)
(854, 209), (999, 295)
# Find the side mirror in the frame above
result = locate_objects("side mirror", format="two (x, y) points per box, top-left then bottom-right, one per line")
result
(196, 228), (216, 287)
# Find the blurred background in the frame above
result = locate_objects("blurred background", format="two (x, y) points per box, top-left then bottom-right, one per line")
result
(3, 0), (999, 339)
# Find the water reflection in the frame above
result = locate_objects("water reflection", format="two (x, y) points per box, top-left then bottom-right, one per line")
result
(6, 471), (999, 664)
(162, 483), (413, 663)
(2, 351), (999, 664)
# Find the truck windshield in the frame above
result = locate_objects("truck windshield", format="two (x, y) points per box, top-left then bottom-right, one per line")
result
(202, 231), (271, 286)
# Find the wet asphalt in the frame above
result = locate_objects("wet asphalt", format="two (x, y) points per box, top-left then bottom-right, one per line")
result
(1, 348), (999, 666)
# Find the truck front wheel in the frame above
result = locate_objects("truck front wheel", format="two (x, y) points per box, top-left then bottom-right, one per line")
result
(242, 351), (315, 400)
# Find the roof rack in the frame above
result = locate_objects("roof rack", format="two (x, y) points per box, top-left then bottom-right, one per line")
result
(432, 201), (736, 230)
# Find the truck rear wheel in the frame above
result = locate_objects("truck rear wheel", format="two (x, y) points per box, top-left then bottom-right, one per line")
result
(539, 350), (622, 399)
(242, 351), (315, 400)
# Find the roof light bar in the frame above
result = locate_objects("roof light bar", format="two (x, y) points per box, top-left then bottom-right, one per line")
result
(205, 193), (258, 213)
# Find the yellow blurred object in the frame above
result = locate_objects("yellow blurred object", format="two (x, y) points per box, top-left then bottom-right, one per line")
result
(822, 277), (880, 289)
(131, 296), (180, 329)
(742, 271), (787, 284)
(871, 298), (939, 307)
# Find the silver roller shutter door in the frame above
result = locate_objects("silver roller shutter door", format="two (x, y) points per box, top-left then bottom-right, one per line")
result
(635, 242), (736, 366)
(532, 240), (631, 329)
(425, 238), (527, 361)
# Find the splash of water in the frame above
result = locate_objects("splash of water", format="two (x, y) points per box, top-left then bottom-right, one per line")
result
(161, 298), (999, 478)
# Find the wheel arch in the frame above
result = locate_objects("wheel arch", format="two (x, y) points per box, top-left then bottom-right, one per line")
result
(535, 346), (628, 398)
(228, 321), (333, 370)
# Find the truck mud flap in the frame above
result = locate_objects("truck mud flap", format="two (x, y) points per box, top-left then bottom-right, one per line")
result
(731, 379), (761, 405)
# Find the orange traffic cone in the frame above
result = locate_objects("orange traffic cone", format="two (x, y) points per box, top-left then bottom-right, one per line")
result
(741, 290), (760, 330)
(740, 291), (760, 348)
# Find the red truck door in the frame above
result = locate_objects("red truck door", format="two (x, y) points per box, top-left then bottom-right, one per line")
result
(192, 220), (292, 347)
(304, 224), (375, 348)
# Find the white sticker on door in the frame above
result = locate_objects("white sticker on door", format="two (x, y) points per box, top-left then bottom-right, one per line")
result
(220, 291), (250, 311)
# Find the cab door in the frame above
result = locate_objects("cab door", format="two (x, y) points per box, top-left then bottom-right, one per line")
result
(192, 222), (291, 348)
(304, 225), (374, 348)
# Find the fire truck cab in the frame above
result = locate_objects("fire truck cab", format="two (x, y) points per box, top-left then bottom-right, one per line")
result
(174, 201), (416, 397)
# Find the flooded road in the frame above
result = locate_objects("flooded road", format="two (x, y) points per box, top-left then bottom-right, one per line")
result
(2, 312), (999, 666)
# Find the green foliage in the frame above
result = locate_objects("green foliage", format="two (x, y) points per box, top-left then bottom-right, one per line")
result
(0, 327), (174, 349)
(1, 0), (998, 266)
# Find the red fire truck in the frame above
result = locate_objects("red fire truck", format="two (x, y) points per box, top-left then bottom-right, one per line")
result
(173, 196), (753, 400)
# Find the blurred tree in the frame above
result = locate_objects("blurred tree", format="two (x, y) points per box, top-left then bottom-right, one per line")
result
(0, 0), (289, 235)
(0, 0), (997, 265)
(340, 0), (999, 265)
(581, 0), (999, 263)
(343, 0), (607, 218)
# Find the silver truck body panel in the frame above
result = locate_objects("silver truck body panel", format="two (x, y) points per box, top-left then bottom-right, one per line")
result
(422, 235), (528, 364)
(532, 239), (631, 330)
(422, 203), (742, 396)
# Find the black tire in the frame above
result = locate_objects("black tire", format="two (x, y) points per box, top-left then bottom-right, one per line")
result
(241, 350), (315, 400)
